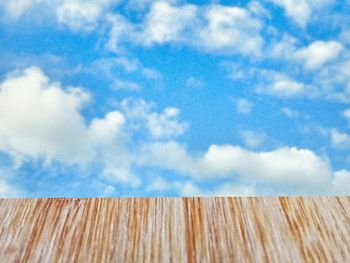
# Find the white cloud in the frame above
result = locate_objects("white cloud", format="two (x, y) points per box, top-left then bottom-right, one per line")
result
(269, 0), (311, 26)
(0, 0), (44, 19)
(139, 141), (196, 175)
(198, 5), (263, 55)
(56, 1), (103, 31)
(268, 34), (299, 59)
(236, 99), (253, 114)
(0, 64), (347, 195)
(0, 68), (193, 189)
(120, 99), (187, 139)
(126, 0), (179, 11)
(271, 78), (305, 97)
(106, 14), (137, 53)
(247, 1), (271, 18)
(202, 146), (331, 189)
(317, 58), (350, 102)
(332, 170), (350, 195)
(139, 141), (332, 193)
(0, 0), (120, 30)
(142, 1), (198, 45)
(212, 183), (256, 196)
(295, 41), (343, 70)
(102, 164), (141, 188)
(107, 2), (264, 56)
(90, 111), (125, 146)
(268, 0), (332, 26)
(261, 72), (306, 97)
(113, 57), (162, 80)
(178, 181), (203, 196)
(0, 67), (130, 166)
(267, 38), (348, 101)
(0, 67), (94, 164)
(146, 176), (172, 192)
(331, 129), (350, 149)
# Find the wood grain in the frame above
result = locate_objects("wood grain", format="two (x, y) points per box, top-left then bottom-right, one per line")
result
(0, 197), (349, 262)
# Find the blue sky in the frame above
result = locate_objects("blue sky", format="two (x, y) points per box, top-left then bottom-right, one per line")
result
(0, 0), (350, 197)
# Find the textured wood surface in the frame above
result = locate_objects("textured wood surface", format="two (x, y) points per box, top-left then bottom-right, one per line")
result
(0, 197), (349, 262)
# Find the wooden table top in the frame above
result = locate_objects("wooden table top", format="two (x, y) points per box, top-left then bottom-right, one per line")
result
(0, 197), (349, 262)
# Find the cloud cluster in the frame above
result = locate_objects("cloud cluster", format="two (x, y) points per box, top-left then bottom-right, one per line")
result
(268, 0), (333, 26)
(0, 0), (120, 30)
(1, 0), (350, 196)
(0, 66), (345, 195)
(106, 2), (265, 56)
(295, 41), (343, 70)
(225, 37), (348, 101)
(0, 67), (94, 164)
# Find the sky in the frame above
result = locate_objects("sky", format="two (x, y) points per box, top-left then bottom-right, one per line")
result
(0, 0), (350, 197)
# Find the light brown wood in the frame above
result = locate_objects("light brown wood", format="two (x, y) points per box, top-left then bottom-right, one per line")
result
(0, 197), (349, 262)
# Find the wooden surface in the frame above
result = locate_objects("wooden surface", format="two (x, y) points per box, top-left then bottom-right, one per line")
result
(0, 197), (349, 262)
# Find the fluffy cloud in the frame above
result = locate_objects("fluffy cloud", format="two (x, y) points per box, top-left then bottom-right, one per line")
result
(56, 0), (121, 30)
(90, 111), (125, 146)
(107, 2), (264, 56)
(126, 0), (179, 11)
(57, 1), (102, 31)
(139, 141), (332, 193)
(0, 66), (346, 196)
(270, 78), (305, 97)
(0, 67), (191, 189)
(201, 145), (331, 189)
(0, 0), (44, 19)
(120, 99), (187, 139)
(316, 58), (350, 102)
(330, 129), (350, 149)
(142, 1), (198, 45)
(269, 0), (310, 26)
(295, 41), (343, 70)
(261, 71), (306, 97)
(0, 67), (94, 164)
(2, 1), (264, 56)
(198, 5), (263, 55)
(268, 0), (332, 26)
(0, 67), (129, 165)
(211, 183), (256, 196)
(0, 0), (120, 30)
(265, 37), (348, 100)
(332, 170), (350, 195)
(138, 141), (196, 175)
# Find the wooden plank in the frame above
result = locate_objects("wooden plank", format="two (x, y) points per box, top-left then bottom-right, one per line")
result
(0, 197), (349, 262)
